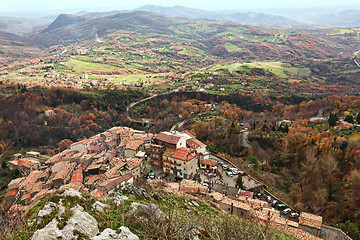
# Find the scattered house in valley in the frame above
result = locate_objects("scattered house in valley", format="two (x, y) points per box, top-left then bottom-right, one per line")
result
(44, 110), (55, 117)
(299, 212), (323, 237)
(97, 173), (133, 193)
(171, 147), (198, 179)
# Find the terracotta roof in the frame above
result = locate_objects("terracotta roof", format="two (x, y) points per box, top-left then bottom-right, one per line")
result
(221, 197), (252, 211)
(23, 170), (48, 191)
(208, 191), (225, 202)
(125, 140), (144, 151)
(53, 162), (77, 181)
(237, 190), (254, 199)
(187, 138), (206, 149)
(5, 188), (19, 197)
(126, 158), (143, 170)
(238, 196), (267, 209)
(70, 169), (83, 184)
(299, 212), (323, 230)
(45, 153), (64, 165)
(163, 148), (175, 158)
(172, 147), (196, 162)
(285, 226), (322, 240)
(156, 132), (181, 144)
(180, 179), (207, 194)
(85, 174), (105, 186)
(8, 177), (25, 187)
(104, 161), (127, 179)
(98, 173), (133, 192)
(91, 189), (108, 198)
(199, 158), (216, 166)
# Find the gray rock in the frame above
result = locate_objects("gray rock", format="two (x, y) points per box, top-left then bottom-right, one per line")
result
(191, 201), (199, 208)
(62, 204), (99, 238)
(31, 219), (64, 240)
(36, 202), (57, 224)
(91, 227), (139, 240)
(112, 192), (129, 206)
(93, 201), (107, 212)
(61, 188), (83, 199)
(125, 185), (148, 198)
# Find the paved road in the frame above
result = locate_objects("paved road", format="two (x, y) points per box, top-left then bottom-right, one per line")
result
(309, 108), (327, 122)
(240, 130), (253, 149)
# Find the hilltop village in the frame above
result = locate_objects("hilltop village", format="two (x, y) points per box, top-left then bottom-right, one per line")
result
(3, 126), (333, 240)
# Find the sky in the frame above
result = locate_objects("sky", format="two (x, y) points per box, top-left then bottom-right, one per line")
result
(2, 0), (360, 13)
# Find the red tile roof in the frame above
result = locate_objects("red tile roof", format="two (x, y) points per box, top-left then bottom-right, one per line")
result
(70, 169), (83, 184)
(53, 162), (77, 181)
(172, 147), (196, 162)
(5, 188), (19, 197)
(98, 173), (133, 192)
(156, 132), (181, 145)
(199, 158), (216, 166)
(187, 138), (206, 149)
(125, 140), (144, 151)
(104, 161), (127, 179)
(299, 212), (323, 230)
(126, 158), (143, 170)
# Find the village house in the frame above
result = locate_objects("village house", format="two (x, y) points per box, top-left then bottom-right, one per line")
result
(179, 179), (207, 195)
(162, 148), (175, 174)
(186, 138), (208, 154)
(219, 197), (253, 219)
(154, 132), (187, 149)
(124, 140), (144, 158)
(69, 139), (91, 152)
(149, 144), (165, 167)
(3, 188), (20, 209)
(125, 158), (143, 180)
(299, 212), (323, 237)
(104, 161), (130, 179)
(69, 169), (83, 184)
(8, 158), (41, 175)
(8, 177), (25, 190)
(97, 173), (133, 193)
(171, 147), (198, 179)
(199, 158), (217, 171)
(44, 110), (55, 117)
(51, 162), (77, 188)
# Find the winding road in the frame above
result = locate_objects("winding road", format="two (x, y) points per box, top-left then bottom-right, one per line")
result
(240, 130), (253, 149)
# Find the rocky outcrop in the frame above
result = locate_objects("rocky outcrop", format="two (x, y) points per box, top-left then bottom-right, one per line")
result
(92, 226), (139, 240)
(31, 204), (99, 239)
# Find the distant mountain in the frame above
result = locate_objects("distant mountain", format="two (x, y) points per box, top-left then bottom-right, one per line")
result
(314, 9), (360, 27)
(43, 14), (87, 32)
(137, 5), (305, 27)
(0, 31), (43, 65)
(28, 11), (348, 64)
(0, 16), (49, 34)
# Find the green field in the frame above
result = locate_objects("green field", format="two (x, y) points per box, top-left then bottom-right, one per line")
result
(349, 132), (360, 143)
(64, 59), (119, 72)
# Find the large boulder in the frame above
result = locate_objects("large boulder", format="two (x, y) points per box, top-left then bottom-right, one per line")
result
(31, 219), (64, 240)
(61, 188), (83, 199)
(36, 202), (57, 224)
(62, 205), (99, 238)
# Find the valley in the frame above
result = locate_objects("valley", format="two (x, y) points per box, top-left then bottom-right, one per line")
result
(0, 5), (360, 240)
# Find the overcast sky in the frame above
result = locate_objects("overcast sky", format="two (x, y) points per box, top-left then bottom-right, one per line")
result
(2, 0), (360, 12)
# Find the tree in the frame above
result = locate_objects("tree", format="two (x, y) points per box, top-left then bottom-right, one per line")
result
(58, 139), (73, 151)
(181, 110), (190, 120)
(328, 112), (338, 127)
(344, 115), (354, 124)
(235, 175), (244, 189)
(357, 113), (360, 124)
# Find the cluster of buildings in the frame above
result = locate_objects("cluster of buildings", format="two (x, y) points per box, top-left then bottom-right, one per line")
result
(3, 127), (152, 210)
(3, 126), (328, 239)
(148, 178), (323, 240)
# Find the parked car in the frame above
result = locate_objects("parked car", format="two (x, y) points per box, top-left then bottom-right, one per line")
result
(203, 180), (210, 184)
(282, 208), (292, 215)
(218, 162), (224, 167)
(192, 173), (199, 181)
(146, 173), (156, 179)
(266, 196), (272, 203)
(290, 212), (299, 218)
(204, 170), (211, 175)
(202, 182), (209, 187)
(226, 171), (233, 177)
(208, 173), (216, 178)
(271, 200), (278, 207)
(277, 204), (286, 210)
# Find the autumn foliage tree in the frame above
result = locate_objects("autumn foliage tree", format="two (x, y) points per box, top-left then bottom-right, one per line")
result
(58, 139), (73, 151)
